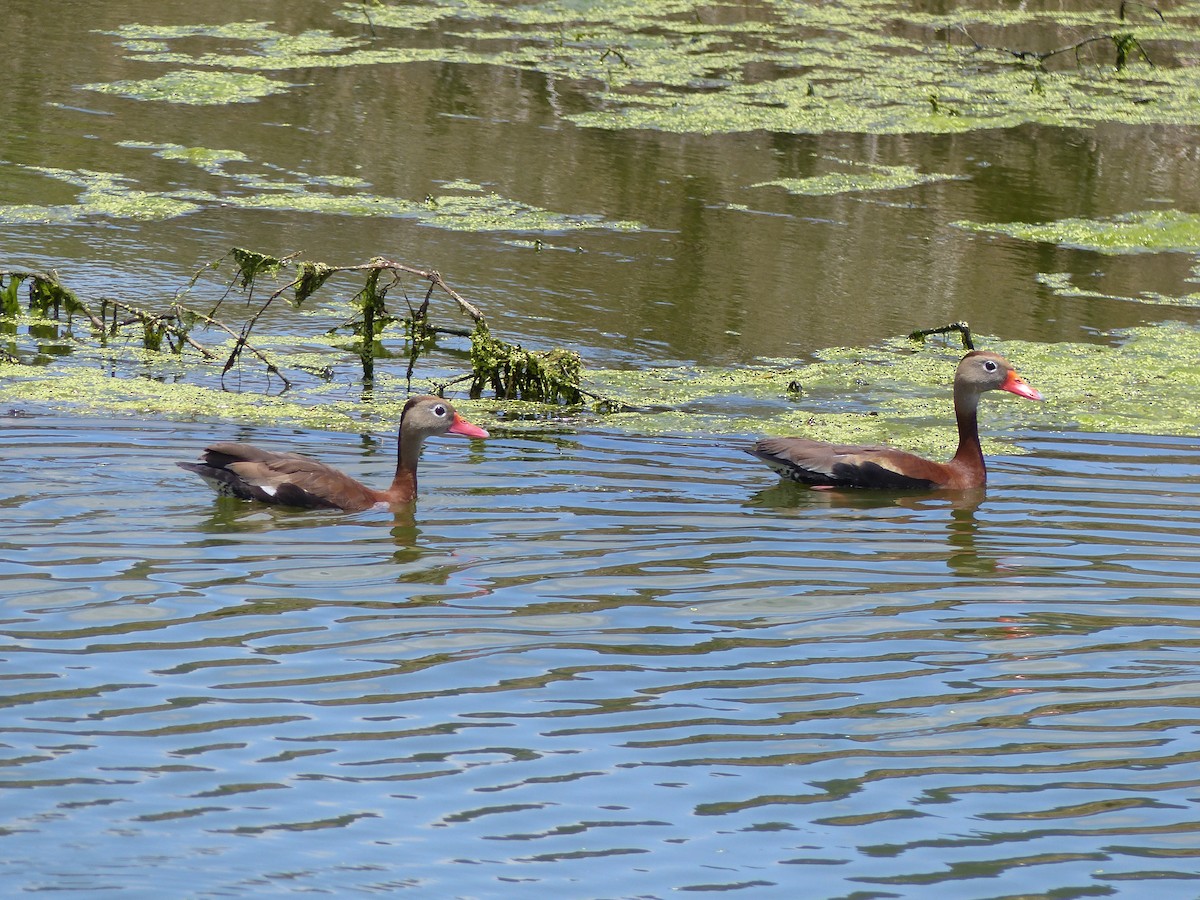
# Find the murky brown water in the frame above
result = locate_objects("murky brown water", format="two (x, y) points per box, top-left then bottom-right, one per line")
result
(4, 0), (1200, 896)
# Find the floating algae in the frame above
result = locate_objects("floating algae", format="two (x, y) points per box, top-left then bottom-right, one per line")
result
(754, 161), (965, 197)
(1, 317), (1198, 445)
(84, 2), (1200, 135)
(956, 210), (1200, 256)
(0, 153), (642, 233)
(82, 71), (294, 105)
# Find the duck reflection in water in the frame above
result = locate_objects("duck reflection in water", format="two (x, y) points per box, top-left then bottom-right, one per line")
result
(745, 482), (996, 577)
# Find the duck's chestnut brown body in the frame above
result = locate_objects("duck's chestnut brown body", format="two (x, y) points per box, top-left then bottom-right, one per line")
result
(177, 395), (488, 511)
(749, 351), (1043, 491)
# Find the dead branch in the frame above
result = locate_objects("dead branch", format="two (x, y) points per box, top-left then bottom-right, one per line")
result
(328, 258), (486, 323)
(6, 249), (591, 406)
(171, 301), (291, 388)
(1119, 1), (1164, 22)
(910, 321), (975, 350)
(957, 24), (1154, 71)
(2, 269), (218, 360)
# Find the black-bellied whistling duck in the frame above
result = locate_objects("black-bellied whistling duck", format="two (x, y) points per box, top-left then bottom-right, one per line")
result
(748, 351), (1043, 490)
(177, 395), (488, 511)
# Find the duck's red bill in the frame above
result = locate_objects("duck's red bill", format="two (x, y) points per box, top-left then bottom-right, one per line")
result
(1002, 370), (1044, 402)
(449, 415), (489, 439)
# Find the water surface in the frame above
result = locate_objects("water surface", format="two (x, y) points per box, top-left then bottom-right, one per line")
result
(3, 418), (1199, 896)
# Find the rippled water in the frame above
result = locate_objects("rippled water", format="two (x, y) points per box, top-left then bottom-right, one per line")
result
(3, 416), (1199, 896)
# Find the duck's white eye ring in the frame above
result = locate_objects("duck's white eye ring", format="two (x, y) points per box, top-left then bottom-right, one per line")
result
(983, 360), (998, 372)
(433, 404), (448, 417)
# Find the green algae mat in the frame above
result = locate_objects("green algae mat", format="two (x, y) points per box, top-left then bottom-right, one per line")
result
(78, 1), (1200, 135)
(2, 320), (1197, 451)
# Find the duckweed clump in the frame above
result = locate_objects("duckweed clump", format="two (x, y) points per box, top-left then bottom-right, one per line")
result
(346, 0), (1200, 136)
(956, 210), (1200, 255)
(754, 162), (964, 197)
(83, 71), (294, 105)
(87, 3), (1200, 136)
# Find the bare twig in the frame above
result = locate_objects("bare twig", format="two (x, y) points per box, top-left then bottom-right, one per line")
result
(344, 258), (486, 323)
(957, 24), (1154, 70)
(909, 321), (975, 351)
(170, 302), (291, 388)
(2, 269), (217, 359)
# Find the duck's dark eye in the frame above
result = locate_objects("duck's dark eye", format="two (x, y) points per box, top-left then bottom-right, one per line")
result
(983, 360), (998, 372)
(434, 404), (447, 417)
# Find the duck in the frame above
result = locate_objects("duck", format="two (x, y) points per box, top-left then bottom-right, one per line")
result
(748, 351), (1043, 490)
(177, 395), (488, 511)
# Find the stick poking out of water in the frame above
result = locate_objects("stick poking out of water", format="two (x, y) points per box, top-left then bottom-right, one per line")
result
(909, 321), (974, 351)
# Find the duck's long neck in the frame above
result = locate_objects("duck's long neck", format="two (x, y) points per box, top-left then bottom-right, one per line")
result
(388, 427), (423, 502)
(950, 384), (985, 479)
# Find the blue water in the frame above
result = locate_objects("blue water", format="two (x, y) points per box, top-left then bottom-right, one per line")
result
(3, 418), (1199, 897)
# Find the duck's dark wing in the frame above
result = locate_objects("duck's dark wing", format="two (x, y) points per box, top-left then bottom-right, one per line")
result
(748, 438), (942, 490)
(177, 442), (375, 510)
